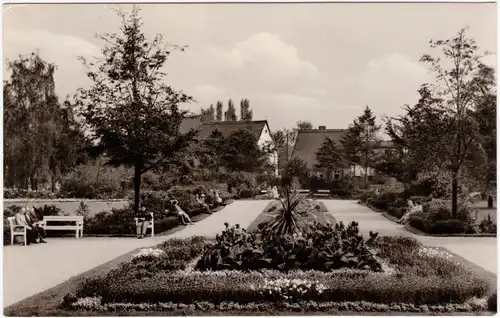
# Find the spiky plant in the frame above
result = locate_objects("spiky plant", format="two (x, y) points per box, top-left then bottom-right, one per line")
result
(265, 186), (308, 235)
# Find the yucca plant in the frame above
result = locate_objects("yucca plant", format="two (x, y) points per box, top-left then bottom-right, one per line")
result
(265, 186), (308, 235)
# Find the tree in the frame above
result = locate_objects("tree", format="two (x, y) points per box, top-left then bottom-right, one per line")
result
(419, 27), (490, 216)
(224, 99), (237, 121)
(221, 129), (265, 172)
(75, 6), (198, 214)
(216, 101), (223, 121)
(341, 106), (381, 188)
(198, 129), (226, 170)
(3, 52), (87, 190)
(272, 129), (296, 169)
(315, 138), (344, 175)
(200, 104), (215, 122)
(240, 98), (253, 121)
(296, 121), (313, 130)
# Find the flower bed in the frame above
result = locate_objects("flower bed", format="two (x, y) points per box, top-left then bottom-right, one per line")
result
(66, 231), (492, 313)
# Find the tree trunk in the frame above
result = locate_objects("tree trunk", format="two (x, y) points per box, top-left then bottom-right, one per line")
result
(364, 166), (369, 189)
(133, 161), (142, 214)
(451, 174), (458, 218)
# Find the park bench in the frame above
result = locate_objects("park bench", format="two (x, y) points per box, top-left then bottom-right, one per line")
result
(297, 189), (311, 194)
(39, 216), (84, 238)
(134, 212), (155, 237)
(7, 217), (27, 245)
(314, 189), (331, 197)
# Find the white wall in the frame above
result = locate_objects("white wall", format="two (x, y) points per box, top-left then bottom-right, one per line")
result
(258, 125), (279, 176)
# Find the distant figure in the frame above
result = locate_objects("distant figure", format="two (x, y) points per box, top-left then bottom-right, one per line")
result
(399, 199), (422, 224)
(267, 186), (273, 198)
(136, 206), (152, 239)
(171, 200), (194, 225)
(214, 190), (223, 205)
(271, 186), (279, 199)
(195, 193), (212, 214)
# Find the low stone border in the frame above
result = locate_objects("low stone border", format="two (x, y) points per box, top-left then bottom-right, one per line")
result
(403, 224), (496, 238)
(363, 202), (497, 238)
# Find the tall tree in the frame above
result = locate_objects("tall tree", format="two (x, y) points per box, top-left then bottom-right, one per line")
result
(240, 98), (253, 121)
(200, 104), (215, 122)
(76, 6), (197, 214)
(315, 138), (344, 175)
(419, 27), (490, 216)
(222, 129), (266, 172)
(341, 106), (381, 188)
(296, 121), (313, 130)
(216, 101), (223, 121)
(3, 52), (86, 190)
(225, 99), (237, 121)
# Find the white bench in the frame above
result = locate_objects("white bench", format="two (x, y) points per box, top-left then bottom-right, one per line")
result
(314, 189), (331, 197)
(297, 189), (311, 194)
(39, 216), (84, 238)
(7, 217), (27, 245)
(134, 212), (155, 237)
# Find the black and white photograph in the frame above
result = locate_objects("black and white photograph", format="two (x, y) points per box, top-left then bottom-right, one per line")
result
(2, 2), (497, 315)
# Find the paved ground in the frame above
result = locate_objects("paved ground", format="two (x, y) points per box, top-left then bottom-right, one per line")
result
(3, 200), (270, 307)
(322, 200), (497, 274)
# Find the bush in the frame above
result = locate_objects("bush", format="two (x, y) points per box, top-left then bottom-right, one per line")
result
(196, 221), (382, 272)
(488, 292), (497, 312)
(429, 219), (467, 235)
(369, 191), (401, 210)
(387, 207), (406, 219)
(408, 212), (431, 233)
(479, 214), (496, 234)
(60, 162), (129, 199)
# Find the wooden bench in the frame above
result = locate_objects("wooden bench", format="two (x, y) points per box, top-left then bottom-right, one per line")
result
(134, 212), (155, 237)
(39, 216), (84, 238)
(314, 189), (331, 197)
(7, 217), (27, 245)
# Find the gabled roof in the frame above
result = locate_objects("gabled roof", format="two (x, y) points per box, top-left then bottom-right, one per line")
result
(291, 129), (346, 169)
(198, 120), (268, 140)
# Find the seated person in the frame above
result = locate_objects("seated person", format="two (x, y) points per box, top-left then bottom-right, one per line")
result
(14, 207), (38, 245)
(214, 190), (223, 206)
(171, 200), (194, 225)
(136, 206), (152, 239)
(399, 200), (423, 224)
(195, 193), (212, 214)
(27, 207), (47, 243)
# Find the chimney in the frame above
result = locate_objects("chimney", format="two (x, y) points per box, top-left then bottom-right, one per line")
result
(319, 126), (326, 130)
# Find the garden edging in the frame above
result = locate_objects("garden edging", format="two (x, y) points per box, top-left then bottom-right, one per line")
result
(362, 201), (497, 238)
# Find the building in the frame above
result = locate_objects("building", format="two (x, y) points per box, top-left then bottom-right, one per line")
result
(291, 125), (394, 181)
(181, 117), (278, 175)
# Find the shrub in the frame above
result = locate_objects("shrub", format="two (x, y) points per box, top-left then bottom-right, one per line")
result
(196, 221), (382, 272)
(479, 214), (496, 234)
(429, 219), (467, 235)
(369, 191), (401, 210)
(488, 292), (497, 312)
(60, 162), (129, 199)
(408, 212), (431, 233)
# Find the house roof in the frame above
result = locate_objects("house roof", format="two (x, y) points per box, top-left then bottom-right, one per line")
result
(198, 120), (269, 140)
(291, 128), (395, 169)
(179, 116), (203, 134)
(291, 129), (346, 169)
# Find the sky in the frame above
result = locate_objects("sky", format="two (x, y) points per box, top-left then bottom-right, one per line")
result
(3, 3), (497, 132)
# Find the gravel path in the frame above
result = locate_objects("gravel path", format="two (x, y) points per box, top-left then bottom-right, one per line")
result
(3, 200), (271, 307)
(322, 199), (497, 274)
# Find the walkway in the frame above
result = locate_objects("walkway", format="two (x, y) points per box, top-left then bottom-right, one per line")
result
(3, 200), (271, 307)
(322, 200), (497, 274)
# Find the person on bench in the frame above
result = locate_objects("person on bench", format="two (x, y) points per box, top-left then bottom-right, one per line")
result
(214, 190), (223, 206)
(195, 193), (212, 214)
(171, 200), (194, 225)
(27, 207), (47, 243)
(14, 207), (38, 245)
(136, 206), (152, 239)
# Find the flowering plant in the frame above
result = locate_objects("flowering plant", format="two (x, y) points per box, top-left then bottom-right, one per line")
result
(417, 247), (454, 260)
(132, 248), (164, 261)
(252, 278), (326, 301)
